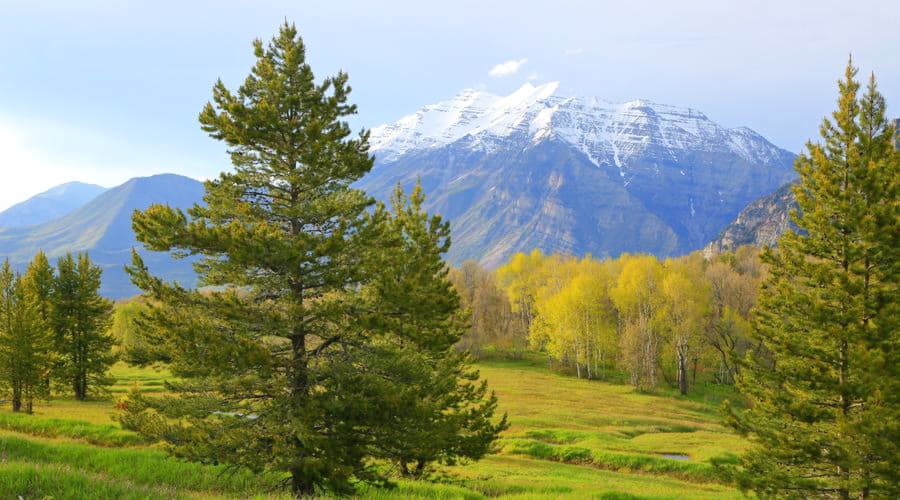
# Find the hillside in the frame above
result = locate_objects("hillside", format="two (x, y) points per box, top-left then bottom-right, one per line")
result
(0, 356), (744, 499)
(0, 174), (204, 298)
(360, 82), (797, 266)
(703, 181), (798, 255)
(704, 118), (898, 256)
(0, 181), (107, 228)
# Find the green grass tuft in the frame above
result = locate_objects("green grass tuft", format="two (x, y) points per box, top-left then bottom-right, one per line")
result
(0, 412), (146, 447)
(0, 461), (180, 499)
(0, 434), (285, 495)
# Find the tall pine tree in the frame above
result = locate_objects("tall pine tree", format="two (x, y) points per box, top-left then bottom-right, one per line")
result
(51, 253), (116, 401)
(122, 23), (400, 496)
(24, 251), (56, 395)
(725, 60), (899, 498)
(24, 252), (54, 326)
(0, 260), (53, 413)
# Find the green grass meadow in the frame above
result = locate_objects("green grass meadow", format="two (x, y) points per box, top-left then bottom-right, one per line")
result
(0, 357), (748, 499)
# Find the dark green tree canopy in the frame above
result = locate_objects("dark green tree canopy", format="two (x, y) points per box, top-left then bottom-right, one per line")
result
(123, 23), (504, 497)
(51, 253), (116, 401)
(726, 60), (899, 499)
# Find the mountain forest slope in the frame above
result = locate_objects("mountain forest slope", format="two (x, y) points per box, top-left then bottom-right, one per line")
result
(0, 182), (107, 228)
(0, 174), (203, 298)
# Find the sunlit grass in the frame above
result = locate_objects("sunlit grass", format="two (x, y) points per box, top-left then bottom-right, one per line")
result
(0, 355), (748, 498)
(0, 461), (185, 500)
(0, 413), (145, 447)
(1, 362), (172, 425)
(0, 432), (286, 496)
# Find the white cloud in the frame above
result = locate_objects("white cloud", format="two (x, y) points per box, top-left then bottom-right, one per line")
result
(564, 48), (584, 56)
(488, 58), (527, 78)
(527, 72), (539, 81)
(0, 120), (80, 211)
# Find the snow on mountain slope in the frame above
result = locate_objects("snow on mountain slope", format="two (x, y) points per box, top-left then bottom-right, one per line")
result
(370, 82), (786, 171)
(362, 82), (796, 266)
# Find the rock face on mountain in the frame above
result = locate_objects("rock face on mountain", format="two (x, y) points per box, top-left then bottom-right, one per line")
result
(703, 181), (798, 256)
(703, 117), (899, 256)
(0, 174), (204, 298)
(359, 82), (797, 267)
(0, 182), (107, 228)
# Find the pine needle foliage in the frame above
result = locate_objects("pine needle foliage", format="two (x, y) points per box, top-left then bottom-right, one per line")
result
(121, 23), (504, 497)
(725, 60), (899, 499)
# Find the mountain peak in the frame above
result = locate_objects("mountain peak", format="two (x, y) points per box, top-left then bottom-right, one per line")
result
(0, 173), (205, 298)
(124, 173), (200, 187)
(38, 181), (107, 199)
(0, 181), (108, 228)
(371, 84), (789, 169)
(507, 81), (560, 100)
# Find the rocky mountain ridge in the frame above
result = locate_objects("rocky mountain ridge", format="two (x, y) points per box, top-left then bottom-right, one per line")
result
(362, 82), (797, 266)
(703, 181), (798, 256)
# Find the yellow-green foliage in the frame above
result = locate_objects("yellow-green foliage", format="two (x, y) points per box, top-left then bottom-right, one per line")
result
(495, 248), (763, 393)
(109, 299), (150, 354)
(528, 257), (618, 379)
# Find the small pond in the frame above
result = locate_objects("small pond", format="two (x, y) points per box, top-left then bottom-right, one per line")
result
(660, 453), (690, 461)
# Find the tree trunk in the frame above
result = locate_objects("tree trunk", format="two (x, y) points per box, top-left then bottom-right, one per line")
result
(291, 470), (316, 497)
(289, 287), (312, 497)
(837, 337), (850, 500)
(74, 371), (86, 401)
(11, 383), (22, 412)
(414, 459), (426, 478)
(677, 349), (688, 395)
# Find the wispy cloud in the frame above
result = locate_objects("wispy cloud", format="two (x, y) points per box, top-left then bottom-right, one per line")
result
(564, 48), (584, 56)
(0, 118), (79, 210)
(527, 72), (539, 81)
(488, 58), (527, 78)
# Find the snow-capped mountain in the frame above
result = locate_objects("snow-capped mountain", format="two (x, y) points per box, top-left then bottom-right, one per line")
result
(360, 82), (797, 266)
(371, 82), (787, 171)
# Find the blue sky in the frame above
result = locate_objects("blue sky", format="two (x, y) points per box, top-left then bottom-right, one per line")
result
(1, 0), (898, 210)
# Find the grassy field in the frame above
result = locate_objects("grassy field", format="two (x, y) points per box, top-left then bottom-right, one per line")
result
(0, 357), (748, 499)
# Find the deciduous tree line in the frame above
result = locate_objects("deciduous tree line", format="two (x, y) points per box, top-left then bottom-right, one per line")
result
(0, 252), (115, 412)
(453, 246), (762, 395)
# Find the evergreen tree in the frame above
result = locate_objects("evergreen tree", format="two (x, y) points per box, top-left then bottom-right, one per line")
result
(24, 251), (54, 325)
(120, 23), (405, 496)
(51, 253), (116, 400)
(360, 184), (508, 478)
(0, 260), (53, 413)
(725, 60), (899, 498)
(24, 251), (56, 393)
